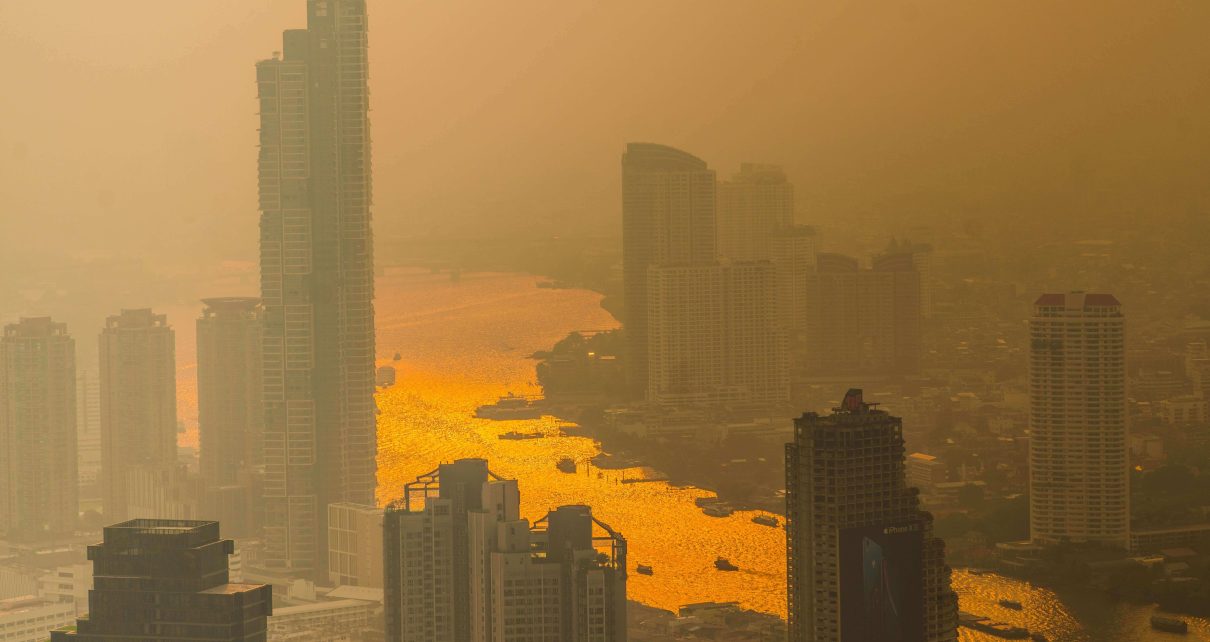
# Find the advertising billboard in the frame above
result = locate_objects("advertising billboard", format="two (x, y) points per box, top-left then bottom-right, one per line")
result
(839, 522), (924, 642)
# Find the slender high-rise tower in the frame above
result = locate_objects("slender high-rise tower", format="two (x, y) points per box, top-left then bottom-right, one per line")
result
(257, 0), (376, 576)
(197, 298), (264, 537)
(0, 317), (78, 539)
(198, 298), (263, 490)
(621, 143), (716, 398)
(786, 389), (957, 642)
(1029, 293), (1128, 549)
(99, 309), (177, 524)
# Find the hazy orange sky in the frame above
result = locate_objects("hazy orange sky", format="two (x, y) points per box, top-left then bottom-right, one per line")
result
(2, 1), (1208, 271)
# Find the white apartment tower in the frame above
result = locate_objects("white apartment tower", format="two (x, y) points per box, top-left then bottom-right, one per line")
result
(1028, 292), (1129, 548)
(646, 262), (788, 409)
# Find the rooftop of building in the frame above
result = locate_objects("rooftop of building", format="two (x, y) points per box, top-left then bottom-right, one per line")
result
(1034, 292), (1121, 308)
(199, 583), (268, 595)
(623, 142), (708, 171)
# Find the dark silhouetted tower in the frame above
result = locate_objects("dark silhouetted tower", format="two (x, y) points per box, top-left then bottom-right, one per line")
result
(786, 389), (957, 642)
(51, 519), (272, 641)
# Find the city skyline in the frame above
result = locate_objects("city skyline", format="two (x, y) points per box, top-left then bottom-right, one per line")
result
(4, 2), (1210, 641)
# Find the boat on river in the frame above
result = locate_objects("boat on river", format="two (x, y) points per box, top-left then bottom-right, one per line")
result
(1150, 615), (1189, 634)
(636, 564), (653, 576)
(714, 557), (738, 572)
(556, 457), (577, 474)
(376, 366), (397, 387)
(498, 430), (544, 440)
(474, 393), (543, 420)
(703, 504), (734, 518)
(752, 515), (779, 527)
(998, 599), (1024, 610)
(959, 611), (1030, 639)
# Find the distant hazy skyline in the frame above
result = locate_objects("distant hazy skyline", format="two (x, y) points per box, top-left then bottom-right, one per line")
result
(3, 1), (1208, 272)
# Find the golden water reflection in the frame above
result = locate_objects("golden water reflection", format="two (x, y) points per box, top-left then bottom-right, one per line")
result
(363, 267), (1210, 639)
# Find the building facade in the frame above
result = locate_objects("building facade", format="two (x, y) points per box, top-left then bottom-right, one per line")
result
(621, 143), (716, 398)
(645, 262), (787, 409)
(197, 298), (263, 537)
(98, 309), (177, 524)
(786, 389), (958, 642)
(1028, 292), (1129, 548)
(327, 502), (384, 588)
(0, 597), (75, 642)
(805, 253), (921, 378)
(75, 369), (101, 507)
(716, 163), (795, 262)
(257, 0), (377, 578)
(769, 225), (817, 356)
(50, 519), (272, 641)
(0, 318), (78, 539)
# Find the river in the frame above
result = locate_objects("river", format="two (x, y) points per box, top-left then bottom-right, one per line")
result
(179, 266), (1208, 639)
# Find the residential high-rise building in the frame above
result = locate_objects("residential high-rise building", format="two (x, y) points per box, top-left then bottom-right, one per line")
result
(786, 389), (958, 642)
(871, 251), (923, 374)
(621, 143), (716, 398)
(50, 519), (272, 641)
(716, 163), (795, 262)
(198, 298), (263, 489)
(1029, 293), (1129, 549)
(769, 225), (817, 355)
(76, 368), (102, 506)
(197, 298), (263, 536)
(384, 459), (627, 642)
(805, 253), (921, 377)
(0, 317), (78, 539)
(384, 459), (498, 642)
(257, 0), (377, 578)
(99, 309), (177, 523)
(645, 262), (787, 409)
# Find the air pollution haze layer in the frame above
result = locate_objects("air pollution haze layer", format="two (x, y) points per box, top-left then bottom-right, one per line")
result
(2, 0), (1209, 275)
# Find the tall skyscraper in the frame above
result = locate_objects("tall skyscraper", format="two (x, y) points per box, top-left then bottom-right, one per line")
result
(50, 519), (272, 641)
(645, 261), (788, 408)
(99, 309), (176, 523)
(716, 163), (795, 262)
(1028, 293), (1129, 549)
(197, 298), (263, 536)
(0, 317), (78, 539)
(621, 143), (716, 397)
(257, 0), (377, 577)
(804, 253), (921, 377)
(786, 389), (957, 642)
(384, 459), (628, 642)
